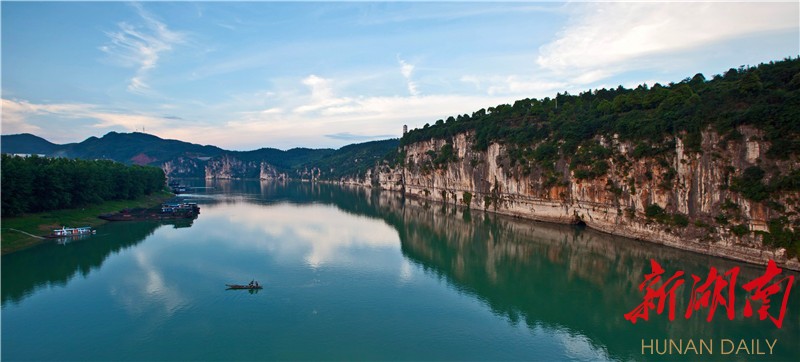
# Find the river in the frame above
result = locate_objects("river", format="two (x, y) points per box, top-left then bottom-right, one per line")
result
(2, 180), (798, 361)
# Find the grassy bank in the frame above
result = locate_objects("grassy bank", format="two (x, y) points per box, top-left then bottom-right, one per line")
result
(1, 191), (173, 255)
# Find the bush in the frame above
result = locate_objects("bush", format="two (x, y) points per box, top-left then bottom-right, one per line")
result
(730, 166), (769, 201)
(762, 217), (800, 258)
(672, 213), (689, 227)
(730, 224), (750, 236)
(721, 198), (738, 210)
(433, 143), (457, 168)
(462, 191), (473, 205)
(645, 204), (666, 218)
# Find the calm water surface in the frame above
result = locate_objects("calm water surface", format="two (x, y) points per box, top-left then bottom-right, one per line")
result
(3, 181), (798, 361)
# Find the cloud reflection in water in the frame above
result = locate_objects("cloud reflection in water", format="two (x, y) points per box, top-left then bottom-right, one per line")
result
(200, 202), (401, 269)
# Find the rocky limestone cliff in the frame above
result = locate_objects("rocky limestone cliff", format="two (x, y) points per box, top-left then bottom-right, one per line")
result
(259, 161), (287, 181)
(204, 154), (260, 179)
(294, 167), (322, 181)
(339, 164), (404, 192)
(161, 157), (206, 178)
(351, 127), (800, 270)
(161, 154), (287, 180)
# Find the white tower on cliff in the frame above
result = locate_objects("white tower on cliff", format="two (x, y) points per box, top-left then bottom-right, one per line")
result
(403, 125), (408, 135)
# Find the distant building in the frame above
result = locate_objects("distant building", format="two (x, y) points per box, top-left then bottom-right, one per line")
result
(403, 125), (408, 135)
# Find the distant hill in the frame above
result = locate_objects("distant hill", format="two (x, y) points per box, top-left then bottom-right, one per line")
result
(1, 131), (224, 164)
(62, 132), (226, 164)
(306, 139), (401, 179)
(235, 147), (336, 171)
(1, 133), (59, 155)
(0, 131), (399, 179)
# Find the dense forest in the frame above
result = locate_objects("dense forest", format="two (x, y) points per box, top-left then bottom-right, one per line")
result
(1, 155), (166, 217)
(398, 57), (800, 198)
(303, 139), (400, 179)
(402, 57), (800, 160)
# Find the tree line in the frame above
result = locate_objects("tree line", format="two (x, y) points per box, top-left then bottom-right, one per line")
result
(1, 154), (166, 217)
(401, 57), (800, 160)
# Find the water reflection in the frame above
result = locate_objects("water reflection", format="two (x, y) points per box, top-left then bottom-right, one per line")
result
(3, 180), (798, 361)
(181, 180), (799, 360)
(207, 203), (399, 268)
(1, 220), (192, 305)
(389, 197), (799, 361)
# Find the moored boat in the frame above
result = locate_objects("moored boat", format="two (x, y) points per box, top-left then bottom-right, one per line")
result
(99, 201), (200, 221)
(161, 202), (200, 213)
(47, 226), (95, 238)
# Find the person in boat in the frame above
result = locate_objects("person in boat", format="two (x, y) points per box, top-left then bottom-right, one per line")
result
(249, 280), (254, 287)
(254, 281), (259, 287)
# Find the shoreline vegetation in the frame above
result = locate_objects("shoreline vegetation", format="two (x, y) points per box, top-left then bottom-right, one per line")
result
(1, 190), (173, 255)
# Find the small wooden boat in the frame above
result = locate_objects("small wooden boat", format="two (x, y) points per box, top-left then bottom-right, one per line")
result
(226, 283), (263, 290)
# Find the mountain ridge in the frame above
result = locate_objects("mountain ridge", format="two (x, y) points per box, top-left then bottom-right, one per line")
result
(0, 131), (399, 180)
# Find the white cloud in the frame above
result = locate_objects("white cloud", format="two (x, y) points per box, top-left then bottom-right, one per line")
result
(1, 98), (44, 134)
(128, 76), (150, 93)
(1, 98), (165, 134)
(303, 74), (332, 99)
(259, 107), (283, 115)
(398, 58), (420, 96)
(537, 1), (799, 82)
(153, 74), (511, 149)
(460, 75), (481, 90)
(399, 60), (413, 79)
(293, 75), (352, 114)
(456, 73), (571, 98)
(237, 95), (508, 147)
(325, 132), (396, 141)
(356, 3), (564, 26)
(101, 3), (186, 93)
(486, 75), (569, 97)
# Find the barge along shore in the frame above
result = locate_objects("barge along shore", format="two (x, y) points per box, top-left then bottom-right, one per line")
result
(99, 202), (200, 221)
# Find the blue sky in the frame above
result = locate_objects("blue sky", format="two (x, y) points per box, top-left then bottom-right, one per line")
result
(2, 1), (798, 150)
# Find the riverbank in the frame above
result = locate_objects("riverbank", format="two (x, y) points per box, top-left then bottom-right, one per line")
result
(1, 191), (174, 255)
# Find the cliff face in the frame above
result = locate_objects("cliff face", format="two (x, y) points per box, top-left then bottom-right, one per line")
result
(161, 154), (287, 180)
(339, 164), (405, 192)
(360, 127), (800, 270)
(162, 157), (206, 178)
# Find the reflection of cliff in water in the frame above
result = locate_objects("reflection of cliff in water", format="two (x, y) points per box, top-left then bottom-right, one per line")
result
(392, 198), (799, 361)
(250, 181), (798, 361)
(1, 220), (194, 305)
(183, 179), (403, 217)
